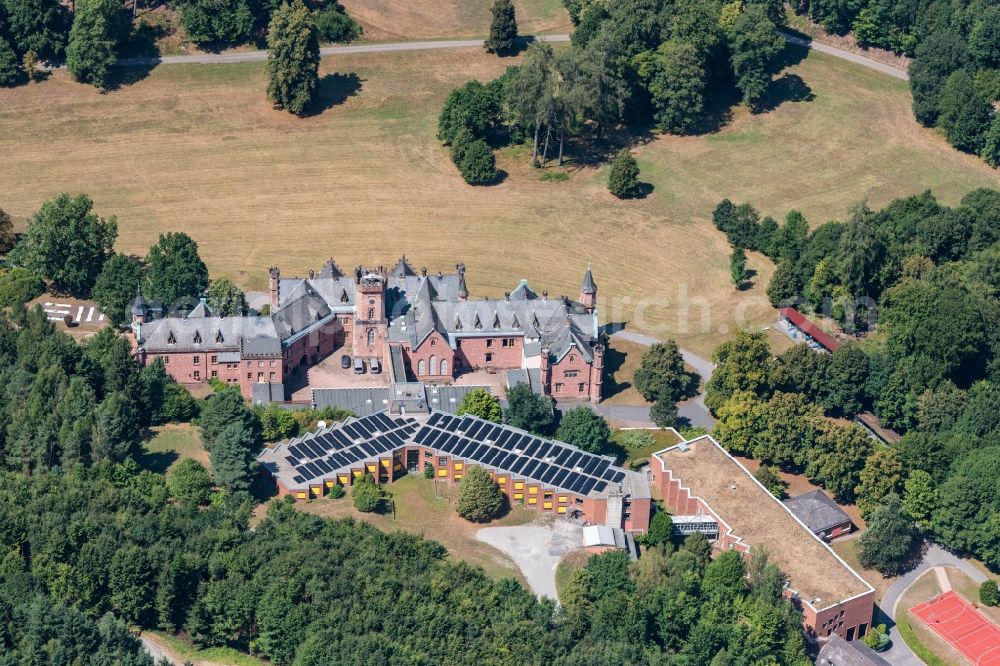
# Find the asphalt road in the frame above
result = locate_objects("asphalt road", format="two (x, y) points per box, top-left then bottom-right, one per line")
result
(111, 31), (909, 83)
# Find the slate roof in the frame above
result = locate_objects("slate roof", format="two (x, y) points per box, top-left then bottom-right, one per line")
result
(581, 266), (596, 295)
(783, 489), (853, 534)
(311, 387), (391, 416)
(816, 635), (891, 665)
(141, 315), (281, 355)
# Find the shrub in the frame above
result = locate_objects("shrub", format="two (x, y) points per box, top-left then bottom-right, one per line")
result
(259, 404), (299, 441)
(862, 623), (890, 651)
(457, 467), (505, 522)
(0, 268), (44, 307)
(619, 429), (656, 453)
(980, 580), (1000, 606)
(608, 149), (640, 198)
(423, 462), (435, 479)
(313, 2), (361, 42)
(328, 484), (345, 499)
(352, 474), (383, 512)
(458, 140), (498, 185)
(649, 398), (678, 428)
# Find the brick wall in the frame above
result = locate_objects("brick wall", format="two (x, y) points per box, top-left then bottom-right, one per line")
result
(405, 331), (456, 380)
(454, 335), (523, 371)
(805, 591), (875, 642)
(549, 347), (595, 400)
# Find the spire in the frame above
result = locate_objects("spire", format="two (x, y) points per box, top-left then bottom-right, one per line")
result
(131, 285), (149, 317)
(457, 263), (469, 301)
(581, 263), (597, 295)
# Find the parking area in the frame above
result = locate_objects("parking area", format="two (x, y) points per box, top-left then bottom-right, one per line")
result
(476, 517), (583, 601)
(288, 351), (392, 400)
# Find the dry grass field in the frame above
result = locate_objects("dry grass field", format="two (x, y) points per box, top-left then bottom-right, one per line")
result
(2, 45), (999, 356)
(341, 0), (572, 41)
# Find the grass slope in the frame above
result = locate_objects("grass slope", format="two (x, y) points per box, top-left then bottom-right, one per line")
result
(2, 47), (998, 356)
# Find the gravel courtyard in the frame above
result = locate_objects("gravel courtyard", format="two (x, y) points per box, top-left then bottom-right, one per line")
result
(476, 517), (583, 601)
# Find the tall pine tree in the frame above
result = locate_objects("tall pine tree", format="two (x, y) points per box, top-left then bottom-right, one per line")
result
(266, 0), (320, 115)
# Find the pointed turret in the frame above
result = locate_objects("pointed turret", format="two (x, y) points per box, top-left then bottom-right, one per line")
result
(131, 284), (149, 319)
(580, 263), (597, 312)
(457, 263), (469, 301)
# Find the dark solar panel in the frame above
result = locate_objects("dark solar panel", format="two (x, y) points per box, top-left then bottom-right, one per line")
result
(438, 414), (456, 431)
(567, 475), (586, 493)
(541, 465), (558, 484)
(372, 412), (394, 431)
(522, 439), (540, 457)
(609, 470), (625, 483)
(535, 442), (553, 459)
(481, 448), (500, 465)
(482, 425), (503, 442)
(509, 456), (528, 473)
(580, 477), (597, 495)
(469, 444), (490, 461)
(496, 434), (516, 450)
(454, 439), (474, 459)
(522, 459), (540, 478)
(552, 468), (570, 488)
(494, 430), (513, 448)
(581, 457), (601, 475)
(329, 453), (348, 468)
(298, 440), (319, 459)
(600, 467), (618, 481)
(341, 423), (363, 440)
(442, 435), (460, 453)
(385, 431), (405, 447)
(304, 462), (322, 478)
(292, 474), (304, 484)
(565, 451), (584, 469)
(427, 411), (443, 426)
(359, 442), (378, 457)
(553, 447), (571, 466)
(353, 420), (372, 438)
(330, 430), (352, 448)
(592, 480), (608, 494)
(593, 459), (611, 476)
(467, 421), (488, 440)
(314, 458), (332, 474)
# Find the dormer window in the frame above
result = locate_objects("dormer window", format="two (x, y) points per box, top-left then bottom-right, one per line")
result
(455, 317), (462, 330)
(340, 289), (349, 303)
(532, 315), (540, 329)
(492, 314), (500, 329)
(215, 331), (224, 343)
(193, 331), (202, 344)
(167, 331), (176, 345)
(474, 314), (482, 330)
(512, 314), (520, 328)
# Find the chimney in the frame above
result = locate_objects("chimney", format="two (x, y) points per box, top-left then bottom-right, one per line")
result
(421, 266), (427, 277)
(504, 291), (510, 301)
(268, 267), (280, 307)
(542, 291), (548, 301)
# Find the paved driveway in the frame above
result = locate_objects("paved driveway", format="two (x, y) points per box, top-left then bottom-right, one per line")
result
(476, 518), (583, 601)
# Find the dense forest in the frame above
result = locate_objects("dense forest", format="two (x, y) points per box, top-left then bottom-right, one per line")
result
(0, 463), (812, 665)
(708, 186), (1000, 572)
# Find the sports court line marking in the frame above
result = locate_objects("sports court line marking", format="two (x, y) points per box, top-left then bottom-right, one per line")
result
(910, 590), (1000, 666)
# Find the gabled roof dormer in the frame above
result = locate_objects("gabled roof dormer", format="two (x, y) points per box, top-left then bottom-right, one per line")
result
(167, 330), (176, 345)
(193, 330), (202, 344)
(215, 330), (224, 343)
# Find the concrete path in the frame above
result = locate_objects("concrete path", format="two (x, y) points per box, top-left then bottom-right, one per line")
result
(102, 30), (907, 84)
(607, 329), (716, 430)
(476, 518), (582, 601)
(781, 32), (909, 80)
(115, 34), (571, 68)
(879, 543), (988, 666)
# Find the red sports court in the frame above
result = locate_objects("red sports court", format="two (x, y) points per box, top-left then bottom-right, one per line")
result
(910, 590), (1000, 665)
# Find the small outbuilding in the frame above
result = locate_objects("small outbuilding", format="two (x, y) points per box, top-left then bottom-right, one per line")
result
(784, 489), (853, 541)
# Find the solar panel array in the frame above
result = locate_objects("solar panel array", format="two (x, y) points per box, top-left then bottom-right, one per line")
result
(413, 412), (627, 496)
(283, 412), (419, 485)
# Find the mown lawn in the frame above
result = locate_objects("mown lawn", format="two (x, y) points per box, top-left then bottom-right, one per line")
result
(2, 46), (998, 357)
(295, 474), (537, 583)
(139, 423), (207, 475)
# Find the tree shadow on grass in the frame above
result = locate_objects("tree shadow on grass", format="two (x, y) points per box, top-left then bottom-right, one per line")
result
(309, 72), (363, 114)
(601, 345), (632, 401)
(137, 448), (179, 475)
(754, 73), (815, 113)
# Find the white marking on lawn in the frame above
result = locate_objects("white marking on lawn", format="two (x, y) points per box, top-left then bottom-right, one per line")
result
(76, 306), (84, 321)
(85, 307), (94, 322)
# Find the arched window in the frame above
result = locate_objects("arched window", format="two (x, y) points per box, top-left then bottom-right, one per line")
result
(367, 307), (375, 320)
(367, 328), (376, 345)
(440, 359), (449, 376)
(429, 355), (437, 375)
(418, 359), (426, 375)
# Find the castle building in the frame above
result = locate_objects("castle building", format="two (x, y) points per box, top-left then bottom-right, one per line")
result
(131, 258), (605, 402)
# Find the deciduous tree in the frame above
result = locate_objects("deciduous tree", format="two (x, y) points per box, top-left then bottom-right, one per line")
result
(556, 406), (611, 453)
(24, 193), (117, 296)
(168, 458), (213, 504)
(207, 277), (248, 316)
(457, 387), (502, 422)
(728, 4), (783, 110)
(504, 382), (553, 434)
(608, 149), (640, 198)
(66, 0), (128, 89)
(145, 232), (209, 310)
(857, 493), (920, 576)
(92, 254), (145, 328)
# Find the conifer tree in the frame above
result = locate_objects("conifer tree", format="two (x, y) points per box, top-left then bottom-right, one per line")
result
(266, 0), (320, 115)
(485, 0), (517, 55)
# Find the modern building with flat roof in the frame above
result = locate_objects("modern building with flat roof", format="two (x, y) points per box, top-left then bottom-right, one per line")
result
(259, 410), (651, 532)
(649, 436), (875, 643)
